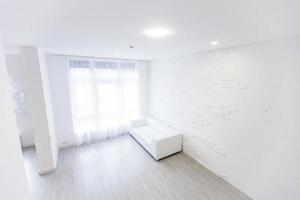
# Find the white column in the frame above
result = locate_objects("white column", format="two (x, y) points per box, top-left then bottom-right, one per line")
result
(0, 40), (30, 199)
(20, 46), (58, 174)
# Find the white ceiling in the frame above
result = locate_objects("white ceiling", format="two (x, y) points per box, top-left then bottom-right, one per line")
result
(0, 0), (299, 60)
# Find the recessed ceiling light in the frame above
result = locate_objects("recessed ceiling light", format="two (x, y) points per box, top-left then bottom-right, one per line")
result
(113, 52), (119, 55)
(210, 40), (220, 45)
(144, 27), (172, 38)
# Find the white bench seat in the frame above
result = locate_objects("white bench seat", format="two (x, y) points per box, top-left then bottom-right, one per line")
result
(130, 118), (182, 160)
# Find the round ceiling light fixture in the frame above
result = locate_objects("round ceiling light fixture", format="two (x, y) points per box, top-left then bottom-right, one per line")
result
(210, 40), (220, 46)
(144, 27), (172, 38)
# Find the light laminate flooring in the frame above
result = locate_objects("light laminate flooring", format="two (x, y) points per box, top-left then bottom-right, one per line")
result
(23, 135), (251, 200)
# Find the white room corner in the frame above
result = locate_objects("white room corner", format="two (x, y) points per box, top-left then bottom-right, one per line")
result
(1, 1), (300, 200)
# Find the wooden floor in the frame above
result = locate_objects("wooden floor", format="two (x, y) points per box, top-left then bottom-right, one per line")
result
(23, 135), (251, 200)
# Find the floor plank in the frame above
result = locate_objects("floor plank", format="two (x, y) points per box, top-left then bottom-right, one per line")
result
(23, 135), (251, 200)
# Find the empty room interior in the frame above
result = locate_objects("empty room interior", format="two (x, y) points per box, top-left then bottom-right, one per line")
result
(0, 0), (300, 200)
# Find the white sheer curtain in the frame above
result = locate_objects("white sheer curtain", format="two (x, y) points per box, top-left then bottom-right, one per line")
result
(68, 58), (139, 145)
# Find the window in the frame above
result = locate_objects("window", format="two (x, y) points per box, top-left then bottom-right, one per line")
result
(68, 58), (139, 144)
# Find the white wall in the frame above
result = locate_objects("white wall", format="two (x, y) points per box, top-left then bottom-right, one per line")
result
(0, 41), (30, 200)
(46, 55), (75, 147)
(149, 36), (300, 200)
(46, 54), (149, 147)
(38, 51), (59, 168)
(20, 47), (58, 173)
(138, 61), (149, 117)
(5, 55), (35, 147)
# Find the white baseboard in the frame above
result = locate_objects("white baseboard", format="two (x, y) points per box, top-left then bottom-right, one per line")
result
(21, 144), (35, 149)
(39, 167), (56, 175)
(59, 142), (76, 149)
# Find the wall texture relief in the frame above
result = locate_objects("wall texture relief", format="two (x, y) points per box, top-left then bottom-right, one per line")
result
(149, 36), (300, 200)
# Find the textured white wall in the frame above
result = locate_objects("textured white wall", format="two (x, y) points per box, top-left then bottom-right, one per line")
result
(149, 36), (300, 200)
(0, 41), (30, 200)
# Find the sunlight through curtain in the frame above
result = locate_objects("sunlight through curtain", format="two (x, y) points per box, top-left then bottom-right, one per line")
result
(68, 58), (139, 145)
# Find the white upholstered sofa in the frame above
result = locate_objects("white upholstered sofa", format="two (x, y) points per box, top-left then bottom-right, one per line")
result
(129, 118), (182, 160)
